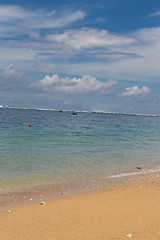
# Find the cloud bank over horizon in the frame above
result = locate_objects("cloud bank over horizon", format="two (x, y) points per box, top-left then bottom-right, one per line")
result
(0, 4), (160, 81)
(0, 2), (160, 113)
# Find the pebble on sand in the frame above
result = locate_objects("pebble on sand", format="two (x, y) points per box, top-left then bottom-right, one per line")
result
(61, 192), (67, 195)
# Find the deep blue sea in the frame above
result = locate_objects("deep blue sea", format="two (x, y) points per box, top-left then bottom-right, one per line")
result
(0, 108), (160, 194)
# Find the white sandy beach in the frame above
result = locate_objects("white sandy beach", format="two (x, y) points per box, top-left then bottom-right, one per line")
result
(1, 172), (160, 240)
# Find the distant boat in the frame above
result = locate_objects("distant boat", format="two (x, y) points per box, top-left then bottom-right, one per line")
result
(59, 110), (63, 112)
(72, 111), (77, 115)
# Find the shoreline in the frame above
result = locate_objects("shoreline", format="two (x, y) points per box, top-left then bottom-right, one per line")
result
(1, 171), (160, 239)
(1, 166), (160, 211)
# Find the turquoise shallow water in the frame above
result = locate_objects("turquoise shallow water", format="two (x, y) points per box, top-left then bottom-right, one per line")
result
(0, 108), (160, 193)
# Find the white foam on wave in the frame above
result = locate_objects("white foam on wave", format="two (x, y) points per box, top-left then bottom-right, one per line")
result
(1, 107), (160, 117)
(109, 168), (160, 179)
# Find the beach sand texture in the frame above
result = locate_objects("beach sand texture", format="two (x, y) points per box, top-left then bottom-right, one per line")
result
(0, 173), (160, 240)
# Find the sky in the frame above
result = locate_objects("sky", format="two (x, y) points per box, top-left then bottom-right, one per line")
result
(1, 0), (160, 113)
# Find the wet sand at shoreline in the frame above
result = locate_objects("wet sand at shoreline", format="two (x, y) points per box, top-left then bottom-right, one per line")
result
(1, 168), (159, 210)
(1, 172), (160, 240)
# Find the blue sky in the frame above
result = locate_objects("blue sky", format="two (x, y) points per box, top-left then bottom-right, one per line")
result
(0, 0), (160, 113)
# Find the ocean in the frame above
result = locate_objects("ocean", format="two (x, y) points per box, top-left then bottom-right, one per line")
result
(0, 108), (160, 207)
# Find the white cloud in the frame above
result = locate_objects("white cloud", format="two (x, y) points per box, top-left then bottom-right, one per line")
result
(0, 64), (24, 91)
(0, 46), (36, 61)
(35, 62), (55, 73)
(0, 5), (85, 38)
(120, 86), (150, 97)
(5, 64), (14, 69)
(3, 64), (19, 77)
(30, 74), (117, 94)
(149, 11), (160, 17)
(0, 5), (28, 20)
(134, 27), (160, 43)
(53, 26), (160, 82)
(0, 5), (160, 87)
(46, 28), (136, 50)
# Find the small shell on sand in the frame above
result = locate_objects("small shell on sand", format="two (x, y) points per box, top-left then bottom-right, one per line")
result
(40, 201), (46, 205)
(6, 210), (11, 213)
(126, 233), (133, 238)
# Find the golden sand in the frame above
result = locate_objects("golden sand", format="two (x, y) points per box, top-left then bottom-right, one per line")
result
(1, 173), (160, 240)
